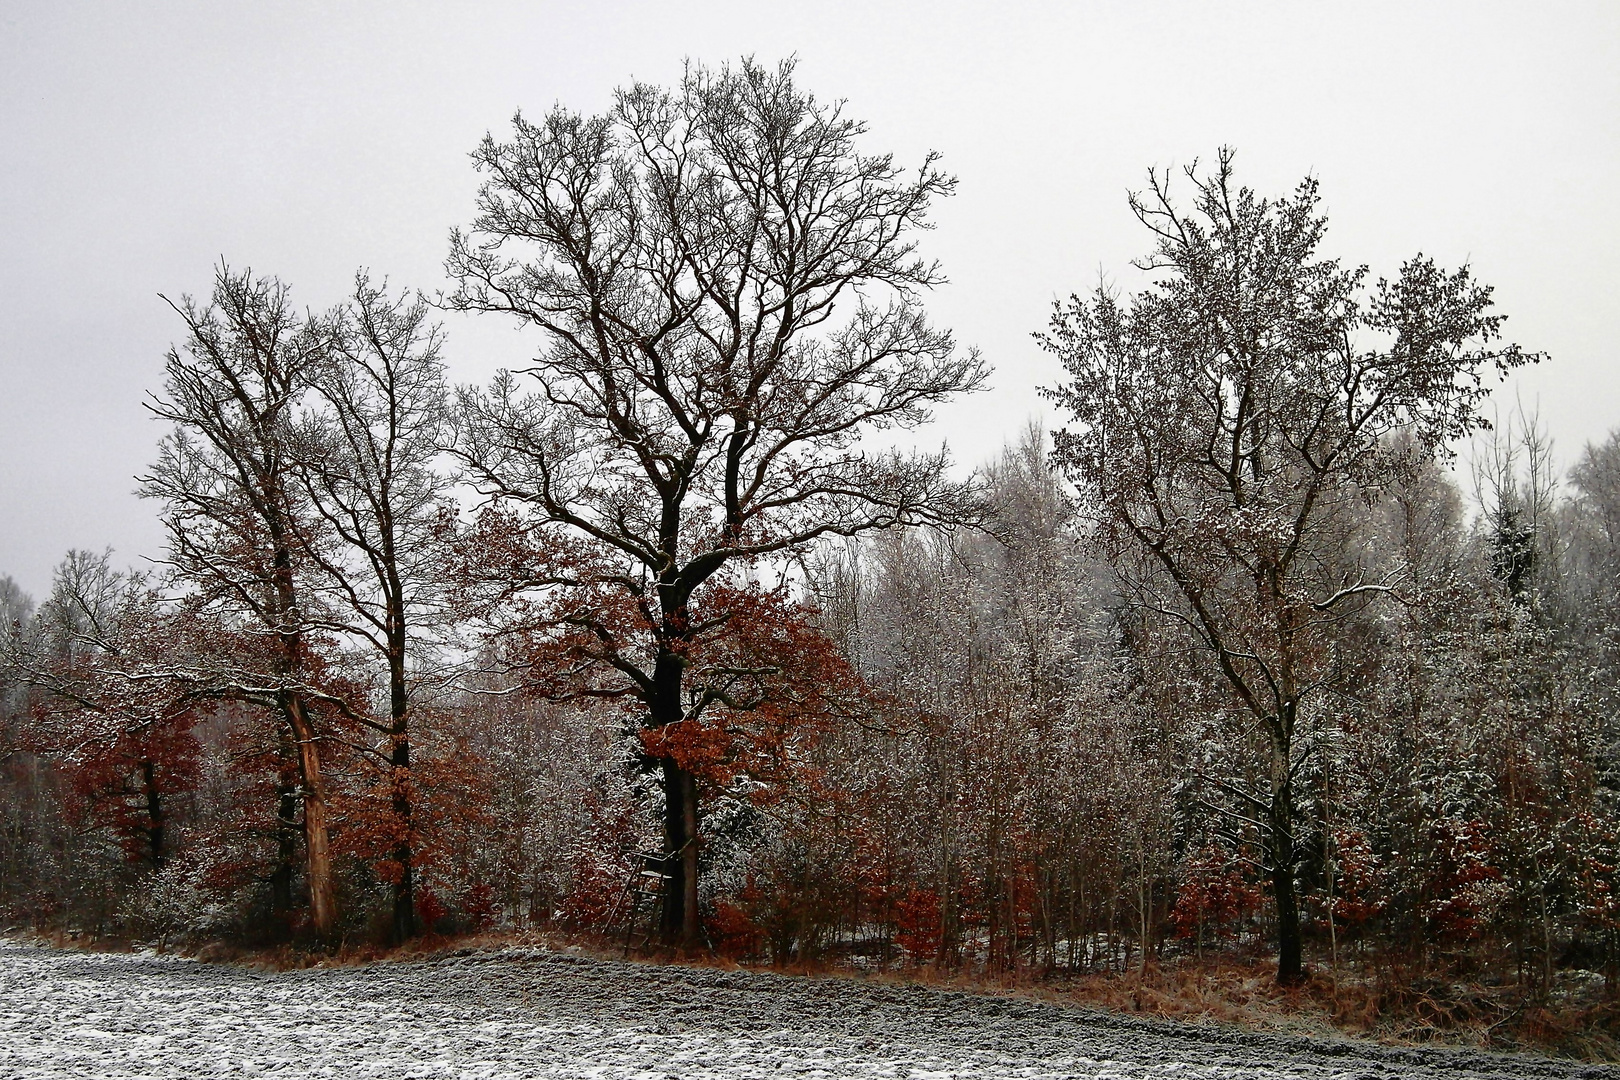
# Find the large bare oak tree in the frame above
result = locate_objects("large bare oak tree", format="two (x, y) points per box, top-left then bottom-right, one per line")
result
(446, 58), (985, 947)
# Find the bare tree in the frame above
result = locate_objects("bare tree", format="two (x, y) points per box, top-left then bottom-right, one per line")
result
(1043, 149), (1539, 984)
(294, 274), (451, 943)
(1563, 429), (1620, 647)
(141, 266), (340, 939)
(0, 577), (32, 633)
(446, 58), (985, 946)
(12, 551), (193, 870)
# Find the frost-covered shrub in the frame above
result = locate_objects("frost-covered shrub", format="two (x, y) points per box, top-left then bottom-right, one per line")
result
(123, 852), (251, 941)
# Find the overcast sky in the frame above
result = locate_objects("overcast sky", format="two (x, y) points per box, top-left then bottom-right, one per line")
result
(2, 1), (1616, 602)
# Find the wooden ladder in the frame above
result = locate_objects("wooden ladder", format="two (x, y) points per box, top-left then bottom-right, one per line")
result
(607, 849), (679, 955)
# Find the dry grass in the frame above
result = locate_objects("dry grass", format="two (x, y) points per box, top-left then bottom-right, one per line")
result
(1015, 960), (1620, 1062)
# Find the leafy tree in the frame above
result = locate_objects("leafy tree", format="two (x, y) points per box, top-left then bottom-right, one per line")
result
(446, 58), (984, 946)
(1043, 149), (1539, 984)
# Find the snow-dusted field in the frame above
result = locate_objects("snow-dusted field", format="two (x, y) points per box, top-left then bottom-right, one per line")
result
(1, 938), (1613, 1079)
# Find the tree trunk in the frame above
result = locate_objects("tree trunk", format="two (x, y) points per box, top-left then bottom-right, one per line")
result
(391, 732), (416, 942)
(266, 510), (334, 941)
(1264, 671), (1305, 985)
(1138, 841), (1151, 976)
(388, 647), (416, 943)
(1268, 775), (1305, 986)
(1324, 768), (1338, 974)
(659, 757), (701, 948)
(649, 626), (702, 950)
(285, 695), (335, 940)
(140, 760), (165, 868)
(270, 774), (298, 925)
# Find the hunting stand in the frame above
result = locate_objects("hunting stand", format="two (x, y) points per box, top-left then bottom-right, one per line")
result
(605, 848), (680, 955)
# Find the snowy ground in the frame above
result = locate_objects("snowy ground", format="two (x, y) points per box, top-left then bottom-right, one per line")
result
(1, 938), (1614, 1079)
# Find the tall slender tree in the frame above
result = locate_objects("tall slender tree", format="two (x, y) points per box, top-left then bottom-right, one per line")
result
(141, 266), (339, 939)
(294, 275), (451, 943)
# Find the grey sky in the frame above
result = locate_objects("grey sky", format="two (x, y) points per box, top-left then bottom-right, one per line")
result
(2, 1), (1616, 602)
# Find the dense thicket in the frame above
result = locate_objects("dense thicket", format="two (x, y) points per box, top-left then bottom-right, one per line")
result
(1, 62), (1615, 1036)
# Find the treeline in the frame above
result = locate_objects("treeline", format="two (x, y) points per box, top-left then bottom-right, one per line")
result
(3, 419), (1617, 989)
(0, 59), (1616, 1017)
(794, 422), (1620, 1000)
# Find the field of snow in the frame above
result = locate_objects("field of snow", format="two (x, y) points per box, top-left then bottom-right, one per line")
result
(1, 937), (1614, 1079)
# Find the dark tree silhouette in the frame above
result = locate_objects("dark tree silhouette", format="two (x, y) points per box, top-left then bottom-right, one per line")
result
(446, 58), (984, 947)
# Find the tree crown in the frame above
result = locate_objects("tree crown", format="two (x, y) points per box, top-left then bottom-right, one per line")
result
(447, 58), (986, 607)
